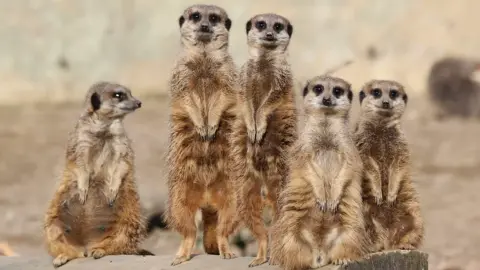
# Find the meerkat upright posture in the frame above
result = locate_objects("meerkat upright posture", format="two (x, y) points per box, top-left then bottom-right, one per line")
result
(269, 76), (369, 269)
(354, 79), (424, 251)
(230, 13), (297, 267)
(165, 4), (238, 266)
(44, 82), (147, 268)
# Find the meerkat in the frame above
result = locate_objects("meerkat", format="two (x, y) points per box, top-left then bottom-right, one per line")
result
(230, 13), (297, 267)
(354, 79), (424, 252)
(269, 76), (370, 269)
(427, 56), (480, 119)
(43, 82), (150, 268)
(164, 4), (238, 266)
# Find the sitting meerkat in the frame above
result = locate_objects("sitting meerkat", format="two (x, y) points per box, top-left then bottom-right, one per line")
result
(164, 4), (238, 266)
(43, 82), (150, 268)
(269, 76), (369, 270)
(354, 79), (424, 251)
(230, 13), (298, 267)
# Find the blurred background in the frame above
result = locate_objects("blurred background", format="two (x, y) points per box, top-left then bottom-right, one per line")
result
(0, 0), (480, 269)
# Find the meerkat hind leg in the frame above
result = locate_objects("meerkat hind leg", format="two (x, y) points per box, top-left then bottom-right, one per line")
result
(46, 223), (85, 268)
(213, 184), (238, 259)
(239, 173), (268, 267)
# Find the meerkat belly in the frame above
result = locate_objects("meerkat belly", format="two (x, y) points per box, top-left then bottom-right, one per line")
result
(83, 180), (118, 243)
(315, 150), (343, 182)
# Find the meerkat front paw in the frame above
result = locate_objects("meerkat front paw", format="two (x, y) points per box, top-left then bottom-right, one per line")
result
(195, 125), (208, 140)
(105, 187), (119, 207)
(387, 192), (397, 204)
(78, 187), (88, 204)
(247, 127), (257, 143)
(372, 190), (383, 205)
(316, 199), (327, 212)
(327, 199), (340, 213)
(255, 124), (267, 143)
(206, 124), (218, 141)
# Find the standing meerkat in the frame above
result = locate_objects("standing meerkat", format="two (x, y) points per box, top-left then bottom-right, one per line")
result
(44, 82), (149, 268)
(269, 76), (369, 269)
(164, 4), (238, 266)
(354, 79), (424, 251)
(230, 13), (297, 267)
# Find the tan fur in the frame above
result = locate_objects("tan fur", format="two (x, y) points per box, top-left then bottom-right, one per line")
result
(231, 13), (297, 267)
(269, 76), (370, 270)
(164, 4), (238, 266)
(44, 82), (148, 268)
(354, 79), (424, 252)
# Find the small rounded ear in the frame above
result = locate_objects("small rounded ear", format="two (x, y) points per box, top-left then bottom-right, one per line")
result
(225, 18), (232, 31)
(403, 93), (408, 104)
(302, 83), (309, 97)
(179, 16), (185, 27)
(90, 92), (101, 112)
(359, 90), (366, 103)
(348, 89), (353, 102)
(246, 20), (252, 34)
(287, 24), (293, 37)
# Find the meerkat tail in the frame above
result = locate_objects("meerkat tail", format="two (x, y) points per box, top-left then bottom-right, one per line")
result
(201, 208), (220, 255)
(137, 249), (155, 256)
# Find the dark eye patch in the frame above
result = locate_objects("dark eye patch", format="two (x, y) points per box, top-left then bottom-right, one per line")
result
(332, 86), (344, 98)
(273, 23), (284, 32)
(389, 89), (399, 99)
(189, 12), (201, 22)
(313, 84), (324, 96)
(359, 90), (366, 103)
(255, 21), (267, 31)
(371, 88), (382, 98)
(113, 92), (125, 101)
(209, 14), (220, 24)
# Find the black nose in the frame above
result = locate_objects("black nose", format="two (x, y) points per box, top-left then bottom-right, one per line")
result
(382, 101), (390, 109)
(322, 98), (332, 106)
(200, 25), (210, 32)
(265, 32), (274, 40)
(136, 101), (142, 108)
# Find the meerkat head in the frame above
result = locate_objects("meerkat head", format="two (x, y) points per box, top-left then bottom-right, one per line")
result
(178, 4), (231, 48)
(302, 76), (353, 116)
(85, 82), (142, 120)
(359, 80), (408, 118)
(246, 13), (293, 52)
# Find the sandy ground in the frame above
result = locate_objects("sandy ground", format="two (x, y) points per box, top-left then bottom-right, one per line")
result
(0, 93), (479, 270)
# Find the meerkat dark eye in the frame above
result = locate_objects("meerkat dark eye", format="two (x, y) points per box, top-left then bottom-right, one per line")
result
(255, 21), (267, 31)
(371, 88), (382, 98)
(273, 23), (284, 32)
(389, 89), (399, 99)
(189, 12), (201, 22)
(209, 14), (220, 24)
(332, 87), (345, 98)
(113, 92), (125, 101)
(313, 84), (324, 96)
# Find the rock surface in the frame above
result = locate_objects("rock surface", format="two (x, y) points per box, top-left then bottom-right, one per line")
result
(0, 250), (428, 270)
